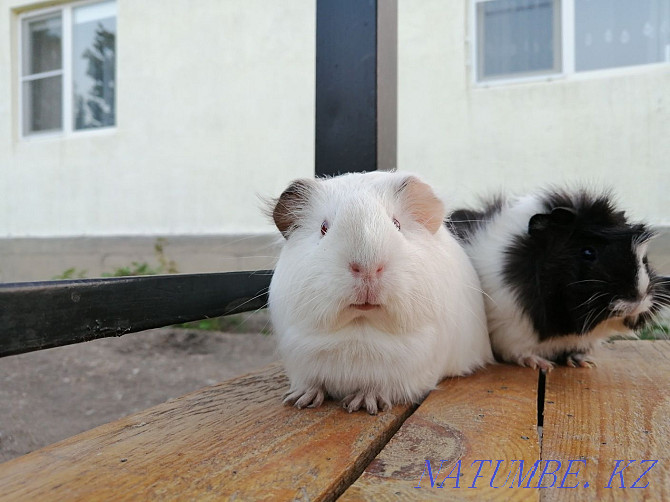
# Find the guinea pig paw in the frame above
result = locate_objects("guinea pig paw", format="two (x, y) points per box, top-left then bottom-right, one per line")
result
(283, 386), (325, 409)
(342, 391), (391, 415)
(520, 355), (555, 372)
(566, 353), (597, 369)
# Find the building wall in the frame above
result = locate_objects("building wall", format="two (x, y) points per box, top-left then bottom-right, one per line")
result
(0, 0), (668, 280)
(397, 0), (670, 226)
(0, 0), (315, 237)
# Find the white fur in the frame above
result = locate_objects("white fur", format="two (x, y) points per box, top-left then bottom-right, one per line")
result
(269, 171), (492, 411)
(635, 243), (651, 301)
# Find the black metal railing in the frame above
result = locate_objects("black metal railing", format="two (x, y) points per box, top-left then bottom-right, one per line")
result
(0, 271), (272, 357)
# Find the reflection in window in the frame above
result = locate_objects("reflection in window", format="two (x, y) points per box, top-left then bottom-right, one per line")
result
(575, 0), (670, 71)
(20, 1), (116, 136)
(22, 14), (63, 134)
(73, 1), (116, 130)
(476, 0), (560, 80)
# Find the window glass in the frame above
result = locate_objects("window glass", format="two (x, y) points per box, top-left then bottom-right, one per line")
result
(72, 0), (117, 130)
(23, 76), (63, 133)
(22, 14), (63, 134)
(575, 0), (670, 71)
(477, 0), (560, 80)
(23, 15), (62, 76)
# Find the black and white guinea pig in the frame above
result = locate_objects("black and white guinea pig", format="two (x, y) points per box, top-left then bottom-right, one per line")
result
(268, 171), (493, 414)
(449, 187), (667, 371)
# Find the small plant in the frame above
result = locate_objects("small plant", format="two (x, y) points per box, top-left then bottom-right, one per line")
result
(637, 322), (669, 340)
(177, 312), (272, 334)
(177, 315), (245, 333)
(52, 267), (88, 280)
(54, 238), (179, 279)
(102, 261), (161, 277)
(154, 237), (178, 274)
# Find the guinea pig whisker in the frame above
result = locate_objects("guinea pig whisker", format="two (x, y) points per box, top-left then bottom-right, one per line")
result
(456, 302), (489, 334)
(580, 310), (597, 335)
(650, 292), (670, 308)
(223, 288), (270, 314)
(580, 304), (610, 335)
(570, 292), (609, 312)
(566, 279), (608, 287)
(641, 313), (669, 340)
(449, 216), (488, 222)
(463, 283), (495, 304)
(404, 292), (443, 315)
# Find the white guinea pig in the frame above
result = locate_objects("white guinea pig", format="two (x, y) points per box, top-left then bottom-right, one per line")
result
(268, 171), (493, 414)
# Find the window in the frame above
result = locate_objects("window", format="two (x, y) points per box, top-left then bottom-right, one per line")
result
(575, 0), (670, 72)
(20, 1), (116, 136)
(474, 0), (670, 82)
(476, 0), (561, 81)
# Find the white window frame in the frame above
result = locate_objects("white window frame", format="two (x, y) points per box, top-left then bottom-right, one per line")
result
(470, 0), (670, 86)
(18, 0), (116, 139)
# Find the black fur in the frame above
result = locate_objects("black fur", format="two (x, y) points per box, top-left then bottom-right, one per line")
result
(501, 190), (661, 340)
(551, 349), (588, 366)
(447, 196), (504, 241)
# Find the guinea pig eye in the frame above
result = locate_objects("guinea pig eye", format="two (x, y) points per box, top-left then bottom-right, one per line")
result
(581, 247), (597, 261)
(320, 221), (329, 236)
(393, 217), (401, 231)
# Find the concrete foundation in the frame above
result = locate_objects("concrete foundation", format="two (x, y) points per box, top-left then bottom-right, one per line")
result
(0, 234), (282, 283)
(0, 229), (668, 284)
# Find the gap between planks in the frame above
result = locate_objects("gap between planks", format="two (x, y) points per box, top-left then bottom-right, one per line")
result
(0, 363), (417, 502)
(341, 340), (670, 500)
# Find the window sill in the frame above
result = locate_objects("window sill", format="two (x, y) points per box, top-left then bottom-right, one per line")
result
(19, 126), (117, 143)
(472, 61), (670, 88)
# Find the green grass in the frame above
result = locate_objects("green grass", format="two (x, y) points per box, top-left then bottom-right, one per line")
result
(53, 238), (178, 280)
(177, 316), (242, 333)
(52, 267), (88, 280)
(177, 313), (271, 334)
(101, 261), (162, 277)
(637, 322), (669, 340)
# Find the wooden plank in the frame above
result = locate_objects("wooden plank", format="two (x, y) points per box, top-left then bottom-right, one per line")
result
(0, 271), (272, 357)
(541, 340), (670, 501)
(341, 364), (541, 501)
(0, 363), (413, 502)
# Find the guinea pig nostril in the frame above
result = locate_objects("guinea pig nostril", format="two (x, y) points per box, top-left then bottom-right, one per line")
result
(349, 263), (385, 277)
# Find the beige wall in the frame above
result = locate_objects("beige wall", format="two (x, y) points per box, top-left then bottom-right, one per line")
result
(0, 0), (315, 237)
(0, 0), (668, 243)
(398, 0), (670, 225)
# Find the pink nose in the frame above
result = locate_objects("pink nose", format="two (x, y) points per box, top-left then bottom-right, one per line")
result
(349, 262), (385, 278)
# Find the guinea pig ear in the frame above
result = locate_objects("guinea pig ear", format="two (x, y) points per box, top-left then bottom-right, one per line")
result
(272, 179), (315, 238)
(528, 207), (577, 236)
(397, 176), (446, 234)
(550, 207), (577, 225)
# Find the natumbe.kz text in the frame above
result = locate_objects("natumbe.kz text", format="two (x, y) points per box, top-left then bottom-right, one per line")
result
(415, 459), (659, 489)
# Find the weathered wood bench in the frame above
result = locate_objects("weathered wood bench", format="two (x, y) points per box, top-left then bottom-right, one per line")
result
(2, 1), (669, 500)
(1, 341), (668, 500)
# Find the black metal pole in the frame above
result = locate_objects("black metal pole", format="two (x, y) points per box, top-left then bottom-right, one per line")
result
(315, 0), (397, 176)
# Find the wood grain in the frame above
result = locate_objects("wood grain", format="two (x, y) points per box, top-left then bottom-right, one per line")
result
(4, 341), (666, 500)
(0, 363), (414, 502)
(541, 340), (670, 501)
(341, 363), (541, 501)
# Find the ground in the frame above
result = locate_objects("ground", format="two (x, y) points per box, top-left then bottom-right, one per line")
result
(0, 322), (277, 463)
